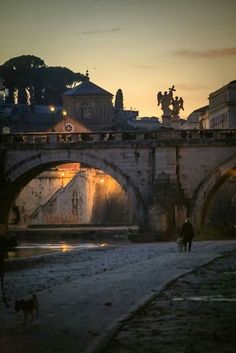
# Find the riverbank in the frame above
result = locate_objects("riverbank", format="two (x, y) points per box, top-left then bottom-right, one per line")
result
(1, 241), (236, 353)
(103, 251), (236, 353)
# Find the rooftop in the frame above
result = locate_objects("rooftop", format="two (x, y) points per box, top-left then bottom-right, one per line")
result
(62, 79), (113, 97)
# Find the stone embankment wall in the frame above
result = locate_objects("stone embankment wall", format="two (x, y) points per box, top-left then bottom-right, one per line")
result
(10, 166), (133, 226)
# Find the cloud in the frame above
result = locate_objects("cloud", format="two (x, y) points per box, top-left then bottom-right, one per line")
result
(177, 83), (210, 91)
(132, 64), (159, 69)
(174, 47), (236, 59)
(81, 27), (122, 35)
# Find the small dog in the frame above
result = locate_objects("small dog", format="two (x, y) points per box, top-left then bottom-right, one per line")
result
(15, 293), (39, 324)
(176, 236), (183, 252)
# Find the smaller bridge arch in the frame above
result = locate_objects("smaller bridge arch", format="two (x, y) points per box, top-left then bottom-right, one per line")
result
(191, 154), (236, 228)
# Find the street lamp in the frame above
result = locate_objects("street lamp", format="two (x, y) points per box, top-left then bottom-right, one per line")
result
(62, 110), (67, 133)
(49, 106), (55, 132)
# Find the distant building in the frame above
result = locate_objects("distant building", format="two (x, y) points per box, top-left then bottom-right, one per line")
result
(208, 80), (236, 129)
(0, 103), (92, 133)
(0, 104), (57, 133)
(62, 76), (114, 131)
(129, 116), (161, 130)
(122, 109), (139, 122)
(53, 116), (90, 133)
(182, 106), (209, 130)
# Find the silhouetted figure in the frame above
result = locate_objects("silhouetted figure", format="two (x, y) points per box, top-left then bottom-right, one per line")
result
(181, 218), (194, 252)
(172, 96), (184, 116)
(157, 85), (175, 116)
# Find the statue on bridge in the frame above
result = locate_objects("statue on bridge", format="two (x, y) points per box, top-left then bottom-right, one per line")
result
(157, 85), (184, 118)
(172, 96), (184, 117)
(157, 85), (176, 116)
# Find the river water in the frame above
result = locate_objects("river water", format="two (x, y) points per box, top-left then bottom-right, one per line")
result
(6, 225), (135, 259)
(6, 239), (119, 260)
(7, 241), (102, 260)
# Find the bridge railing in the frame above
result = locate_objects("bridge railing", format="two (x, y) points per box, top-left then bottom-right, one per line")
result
(0, 129), (236, 145)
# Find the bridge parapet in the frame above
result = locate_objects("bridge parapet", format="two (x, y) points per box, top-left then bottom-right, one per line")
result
(0, 129), (236, 145)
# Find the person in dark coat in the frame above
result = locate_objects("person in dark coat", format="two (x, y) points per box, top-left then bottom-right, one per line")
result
(181, 218), (194, 252)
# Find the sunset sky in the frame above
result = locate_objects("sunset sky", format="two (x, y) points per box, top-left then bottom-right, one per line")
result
(0, 0), (235, 118)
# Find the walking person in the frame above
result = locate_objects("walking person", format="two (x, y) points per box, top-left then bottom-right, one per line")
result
(181, 218), (194, 252)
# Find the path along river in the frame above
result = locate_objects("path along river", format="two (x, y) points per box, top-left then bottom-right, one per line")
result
(1, 240), (236, 353)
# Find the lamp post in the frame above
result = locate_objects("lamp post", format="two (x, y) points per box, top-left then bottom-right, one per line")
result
(49, 106), (55, 132)
(62, 110), (67, 133)
(62, 110), (67, 125)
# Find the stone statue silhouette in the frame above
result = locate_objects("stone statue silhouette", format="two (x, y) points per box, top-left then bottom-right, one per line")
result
(172, 96), (184, 117)
(157, 85), (176, 116)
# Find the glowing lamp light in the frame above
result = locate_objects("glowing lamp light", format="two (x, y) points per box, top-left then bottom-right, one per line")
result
(100, 178), (104, 183)
(61, 172), (65, 176)
(49, 106), (55, 112)
(62, 110), (67, 117)
(61, 243), (71, 252)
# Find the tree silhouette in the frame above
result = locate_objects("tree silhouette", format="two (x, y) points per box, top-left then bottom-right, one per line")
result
(0, 55), (85, 106)
(114, 88), (124, 112)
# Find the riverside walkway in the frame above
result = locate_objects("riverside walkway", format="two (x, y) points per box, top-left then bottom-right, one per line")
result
(0, 240), (236, 353)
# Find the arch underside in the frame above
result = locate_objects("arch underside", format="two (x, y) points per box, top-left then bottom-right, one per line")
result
(4, 150), (147, 230)
(191, 154), (236, 227)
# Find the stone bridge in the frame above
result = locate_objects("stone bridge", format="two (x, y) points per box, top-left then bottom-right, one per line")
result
(0, 129), (236, 237)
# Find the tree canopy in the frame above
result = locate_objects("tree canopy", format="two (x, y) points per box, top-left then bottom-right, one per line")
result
(115, 88), (124, 112)
(0, 55), (86, 106)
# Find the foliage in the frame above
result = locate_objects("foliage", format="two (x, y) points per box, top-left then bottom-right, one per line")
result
(114, 88), (124, 111)
(0, 55), (85, 106)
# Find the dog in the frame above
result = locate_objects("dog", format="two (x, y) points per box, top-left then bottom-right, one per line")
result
(176, 236), (183, 252)
(15, 293), (39, 324)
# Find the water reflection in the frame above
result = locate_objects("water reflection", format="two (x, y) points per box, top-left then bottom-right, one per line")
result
(7, 241), (108, 260)
(172, 296), (236, 302)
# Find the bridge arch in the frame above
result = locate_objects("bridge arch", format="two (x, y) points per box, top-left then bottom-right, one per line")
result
(190, 154), (236, 228)
(4, 149), (148, 231)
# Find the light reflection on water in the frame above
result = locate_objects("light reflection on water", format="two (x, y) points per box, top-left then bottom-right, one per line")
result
(7, 241), (108, 260)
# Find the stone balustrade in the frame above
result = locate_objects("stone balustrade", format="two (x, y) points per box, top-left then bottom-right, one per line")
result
(0, 129), (236, 145)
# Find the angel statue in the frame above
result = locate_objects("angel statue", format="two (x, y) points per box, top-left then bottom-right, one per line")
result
(157, 85), (176, 116)
(172, 96), (184, 117)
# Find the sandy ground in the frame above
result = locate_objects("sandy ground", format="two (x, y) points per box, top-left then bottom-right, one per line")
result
(1, 240), (236, 353)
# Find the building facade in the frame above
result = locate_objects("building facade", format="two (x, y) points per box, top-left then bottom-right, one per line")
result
(208, 80), (236, 129)
(62, 77), (114, 131)
(182, 105), (209, 130)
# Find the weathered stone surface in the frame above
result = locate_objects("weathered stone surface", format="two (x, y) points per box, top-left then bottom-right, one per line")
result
(0, 130), (236, 235)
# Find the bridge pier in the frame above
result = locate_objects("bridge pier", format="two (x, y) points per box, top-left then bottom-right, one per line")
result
(145, 171), (189, 237)
(147, 202), (188, 236)
(0, 152), (11, 237)
(0, 224), (8, 237)
(0, 185), (14, 237)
